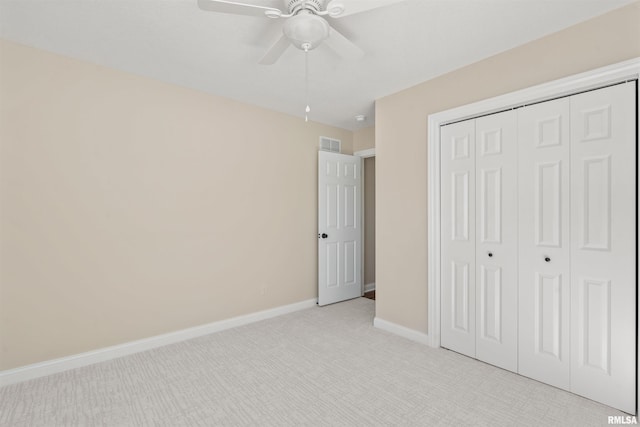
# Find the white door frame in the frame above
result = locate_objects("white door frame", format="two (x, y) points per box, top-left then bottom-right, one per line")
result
(427, 58), (640, 409)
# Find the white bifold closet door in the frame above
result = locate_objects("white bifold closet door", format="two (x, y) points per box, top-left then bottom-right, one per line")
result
(569, 83), (636, 413)
(517, 82), (636, 413)
(475, 111), (518, 372)
(442, 81), (636, 414)
(518, 96), (572, 390)
(441, 110), (519, 373)
(441, 119), (476, 358)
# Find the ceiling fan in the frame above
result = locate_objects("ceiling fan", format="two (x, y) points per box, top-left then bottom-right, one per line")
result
(197, 0), (405, 64)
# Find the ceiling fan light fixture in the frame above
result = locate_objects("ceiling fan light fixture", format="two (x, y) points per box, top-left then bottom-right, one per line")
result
(283, 11), (330, 50)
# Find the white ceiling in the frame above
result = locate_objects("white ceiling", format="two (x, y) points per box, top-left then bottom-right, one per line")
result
(0, 0), (634, 130)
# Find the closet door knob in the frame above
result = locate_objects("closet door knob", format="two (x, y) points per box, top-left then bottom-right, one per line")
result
(544, 257), (551, 262)
(488, 252), (493, 258)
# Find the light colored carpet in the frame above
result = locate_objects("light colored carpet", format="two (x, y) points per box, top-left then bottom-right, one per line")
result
(0, 298), (627, 426)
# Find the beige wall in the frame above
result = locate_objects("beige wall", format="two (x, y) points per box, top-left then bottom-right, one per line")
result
(375, 2), (640, 333)
(364, 157), (375, 286)
(353, 126), (375, 152)
(0, 40), (353, 370)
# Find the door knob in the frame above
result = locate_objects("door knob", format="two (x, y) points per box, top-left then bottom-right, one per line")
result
(488, 252), (493, 258)
(318, 233), (328, 239)
(544, 257), (551, 262)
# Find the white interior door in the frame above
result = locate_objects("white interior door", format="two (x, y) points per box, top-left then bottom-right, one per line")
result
(518, 97), (572, 390)
(441, 119), (476, 358)
(318, 151), (362, 306)
(569, 82), (636, 414)
(474, 110), (518, 373)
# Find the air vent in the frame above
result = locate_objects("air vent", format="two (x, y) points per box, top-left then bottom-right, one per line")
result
(319, 136), (341, 153)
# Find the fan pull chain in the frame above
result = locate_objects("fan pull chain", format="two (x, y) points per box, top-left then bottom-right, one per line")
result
(304, 43), (310, 122)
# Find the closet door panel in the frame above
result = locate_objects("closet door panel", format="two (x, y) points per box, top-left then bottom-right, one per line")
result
(475, 110), (518, 373)
(518, 98), (571, 390)
(570, 82), (636, 414)
(441, 120), (476, 358)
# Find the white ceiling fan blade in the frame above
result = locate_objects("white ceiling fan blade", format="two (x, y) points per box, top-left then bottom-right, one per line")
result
(259, 35), (292, 65)
(326, 0), (406, 18)
(197, 0), (282, 18)
(324, 27), (364, 60)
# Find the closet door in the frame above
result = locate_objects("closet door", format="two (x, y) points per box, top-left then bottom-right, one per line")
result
(441, 119), (476, 358)
(475, 111), (518, 372)
(517, 98), (571, 390)
(570, 82), (636, 414)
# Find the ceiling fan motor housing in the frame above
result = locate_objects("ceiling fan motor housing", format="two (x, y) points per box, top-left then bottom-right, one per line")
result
(285, 0), (325, 14)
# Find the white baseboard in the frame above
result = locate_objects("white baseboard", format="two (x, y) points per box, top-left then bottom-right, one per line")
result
(364, 282), (376, 293)
(373, 317), (434, 347)
(0, 298), (317, 387)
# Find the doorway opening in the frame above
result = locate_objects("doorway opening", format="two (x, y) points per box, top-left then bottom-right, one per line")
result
(357, 150), (376, 301)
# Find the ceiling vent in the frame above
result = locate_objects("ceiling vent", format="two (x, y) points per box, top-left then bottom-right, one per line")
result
(319, 136), (341, 153)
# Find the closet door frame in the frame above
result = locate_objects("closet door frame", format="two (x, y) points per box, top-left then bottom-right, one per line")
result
(427, 57), (640, 410)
